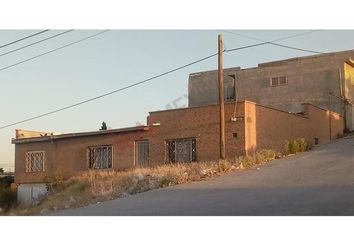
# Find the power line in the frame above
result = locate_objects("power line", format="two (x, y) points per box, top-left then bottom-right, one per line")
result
(0, 31), (326, 130)
(0, 30), (49, 49)
(225, 42), (269, 53)
(0, 52), (218, 130)
(0, 30), (74, 58)
(222, 29), (321, 43)
(268, 42), (323, 54)
(223, 30), (325, 54)
(270, 30), (322, 42)
(0, 30), (109, 73)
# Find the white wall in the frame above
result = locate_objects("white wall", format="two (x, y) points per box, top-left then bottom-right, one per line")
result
(17, 183), (48, 205)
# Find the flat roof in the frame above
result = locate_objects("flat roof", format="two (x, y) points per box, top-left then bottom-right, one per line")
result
(12, 125), (148, 144)
(189, 49), (354, 75)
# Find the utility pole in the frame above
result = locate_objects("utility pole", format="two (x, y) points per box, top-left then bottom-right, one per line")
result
(218, 34), (226, 159)
(328, 91), (332, 140)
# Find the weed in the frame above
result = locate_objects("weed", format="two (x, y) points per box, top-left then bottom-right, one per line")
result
(236, 149), (278, 169)
(217, 159), (232, 172)
(0, 185), (16, 211)
(284, 138), (308, 154)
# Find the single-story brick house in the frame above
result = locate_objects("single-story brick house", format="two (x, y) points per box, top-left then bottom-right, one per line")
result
(12, 100), (344, 203)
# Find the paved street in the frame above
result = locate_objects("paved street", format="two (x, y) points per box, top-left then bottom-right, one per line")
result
(50, 136), (354, 216)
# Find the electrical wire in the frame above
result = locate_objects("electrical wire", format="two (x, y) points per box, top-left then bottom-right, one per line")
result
(0, 52), (218, 129)
(270, 30), (321, 42)
(224, 42), (268, 53)
(269, 42), (323, 54)
(0, 30), (74, 57)
(0, 30), (325, 129)
(222, 30), (325, 54)
(222, 29), (321, 43)
(0, 30), (49, 49)
(0, 30), (109, 73)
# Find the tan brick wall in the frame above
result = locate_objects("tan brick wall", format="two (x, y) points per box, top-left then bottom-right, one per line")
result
(148, 102), (246, 165)
(304, 104), (344, 141)
(15, 142), (56, 184)
(14, 130), (148, 184)
(14, 101), (344, 184)
(247, 102), (344, 153)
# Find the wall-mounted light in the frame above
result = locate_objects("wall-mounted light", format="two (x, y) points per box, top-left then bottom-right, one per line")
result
(231, 116), (244, 122)
(152, 122), (161, 126)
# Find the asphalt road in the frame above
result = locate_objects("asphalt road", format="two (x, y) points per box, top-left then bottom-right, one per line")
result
(50, 136), (354, 216)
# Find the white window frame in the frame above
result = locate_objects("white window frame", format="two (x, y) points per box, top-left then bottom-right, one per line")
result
(87, 145), (113, 169)
(25, 150), (45, 173)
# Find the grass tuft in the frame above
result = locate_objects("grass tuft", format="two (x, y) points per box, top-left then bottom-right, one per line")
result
(284, 138), (309, 154)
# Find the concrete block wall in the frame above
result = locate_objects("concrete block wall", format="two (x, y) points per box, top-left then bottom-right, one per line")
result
(188, 50), (354, 118)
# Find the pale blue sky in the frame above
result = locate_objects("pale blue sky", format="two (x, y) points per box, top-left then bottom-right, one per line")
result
(1, 30), (354, 170)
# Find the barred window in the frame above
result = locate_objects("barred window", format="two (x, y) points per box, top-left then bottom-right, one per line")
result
(271, 77), (279, 86)
(279, 76), (287, 85)
(87, 145), (113, 169)
(270, 76), (287, 86)
(166, 138), (196, 163)
(25, 151), (45, 172)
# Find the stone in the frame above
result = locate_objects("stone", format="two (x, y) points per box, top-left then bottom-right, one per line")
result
(40, 208), (49, 214)
(69, 195), (76, 204)
(134, 173), (144, 181)
(238, 162), (245, 170)
(148, 180), (159, 189)
(200, 168), (211, 176)
(121, 192), (130, 198)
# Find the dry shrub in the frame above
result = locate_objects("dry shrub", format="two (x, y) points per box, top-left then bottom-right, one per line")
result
(217, 159), (232, 172)
(237, 149), (278, 169)
(10, 148), (297, 215)
(284, 138), (309, 154)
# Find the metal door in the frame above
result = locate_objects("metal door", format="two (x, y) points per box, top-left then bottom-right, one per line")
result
(135, 140), (149, 167)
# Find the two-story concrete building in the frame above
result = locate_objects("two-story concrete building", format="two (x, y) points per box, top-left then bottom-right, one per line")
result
(188, 49), (354, 130)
